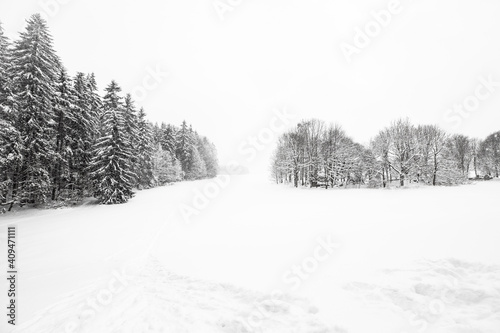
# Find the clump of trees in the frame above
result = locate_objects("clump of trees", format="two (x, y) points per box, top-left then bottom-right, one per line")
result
(272, 118), (499, 188)
(0, 14), (217, 208)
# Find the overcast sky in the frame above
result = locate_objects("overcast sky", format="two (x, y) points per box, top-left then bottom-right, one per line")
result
(2, 0), (500, 172)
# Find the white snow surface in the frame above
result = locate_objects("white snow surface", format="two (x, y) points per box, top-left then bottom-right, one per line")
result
(1, 175), (499, 333)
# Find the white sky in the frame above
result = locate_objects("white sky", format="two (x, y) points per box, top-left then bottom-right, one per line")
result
(2, 0), (500, 172)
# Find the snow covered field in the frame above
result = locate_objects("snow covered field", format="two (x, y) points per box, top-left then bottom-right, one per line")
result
(1, 175), (500, 333)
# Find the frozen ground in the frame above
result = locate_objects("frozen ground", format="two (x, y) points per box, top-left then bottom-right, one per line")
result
(1, 175), (499, 333)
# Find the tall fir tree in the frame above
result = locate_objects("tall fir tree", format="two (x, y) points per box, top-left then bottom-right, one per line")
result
(153, 146), (183, 185)
(71, 72), (99, 197)
(0, 21), (21, 204)
(0, 21), (12, 118)
(185, 145), (207, 180)
(136, 107), (155, 188)
(89, 81), (135, 204)
(123, 94), (139, 185)
(52, 66), (77, 200)
(0, 119), (22, 205)
(176, 120), (194, 175)
(197, 135), (218, 178)
(9, 14), (60, 203)
(161, 123), (177, 154)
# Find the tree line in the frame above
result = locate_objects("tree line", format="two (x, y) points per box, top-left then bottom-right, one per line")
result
(272, 118), (499, 188)
(0, 14), (218, 208)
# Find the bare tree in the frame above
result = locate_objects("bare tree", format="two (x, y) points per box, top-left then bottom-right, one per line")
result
(479, 131), (500, 177)
(388, 119), (418, 186)
(447, 134), (473, 177)
(272, 118), (481, 188)
(415, 125), (449, 185)
(470, 138), (482, 178)
(371, 129), (392, 187)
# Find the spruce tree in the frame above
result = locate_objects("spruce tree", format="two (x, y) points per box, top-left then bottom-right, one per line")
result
(176, 120), (194, 175)
(71, 72), (99, 197)
(197, 136), (218, 178)
(185, 146), (207, 180)
(52, 66), (77, 200)
(10, 14), (60, 203)
(161, 123), (177, 154)
(153, 146), (182, 185)
(86, 73), (104, 136)
(0, 21), (12, 117)
(89, 81), (135, 204)
(136, 108), (155, 188)
(0, 22), (20, 203)
(123, 94), (139, 185)
(0, 119), (22, 204)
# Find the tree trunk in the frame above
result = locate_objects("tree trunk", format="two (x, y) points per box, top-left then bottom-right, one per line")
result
(433, 154), (438, 186)
(474, 156), (478, 177)
(382, 167), (386, 188)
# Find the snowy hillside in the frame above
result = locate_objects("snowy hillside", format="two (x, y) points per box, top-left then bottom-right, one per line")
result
(1, 175), (500, 333)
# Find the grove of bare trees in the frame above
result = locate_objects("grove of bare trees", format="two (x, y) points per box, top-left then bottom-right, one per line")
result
(272, 118), (499, 188)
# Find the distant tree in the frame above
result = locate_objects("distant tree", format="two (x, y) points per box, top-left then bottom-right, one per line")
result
(470, 138), (481, 178)
(447, 134), (472, 178)
(387, 119), (418, 186)
(415, 125), (448, 185)
(303, 119), (325, 186)
(370, 129), (392, 187)
(196, 135), (218, 178)
(136, 108), (155, 188)
(86, 73), (102, 134)
(153, 146), (182, 185)
(160, 123), (177, 154)
(479, 131), (500, 177)
(321, 124), (349, 188)
(176, 120), (192, 173)
(185, 146), (207, 180)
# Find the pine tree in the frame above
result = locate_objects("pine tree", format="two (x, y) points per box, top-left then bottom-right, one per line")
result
(71, 72), (99, 197)
(0, 21), (12, 118)
(89, 81), (135, 204)
(0, 119), (22, 205)
(0, 22), (20, 204)
(10, 14), (60, 203)
(161, 123), (177, 154)
(153, 146), (183, 185)
(123, 94), (139, 185)
(52, 66), (77, 200)
(86, 73), (102, 122)
(176, 120), (194, 174)
(86, 73), (104, 136)
(136, 108), (155, 188)
(151, 122), (161, 146)
(196, 135), (218, 178)
(185, 146), (207, 180)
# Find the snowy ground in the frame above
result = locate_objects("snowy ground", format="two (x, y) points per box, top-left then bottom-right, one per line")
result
(1, 175), (499, 333)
